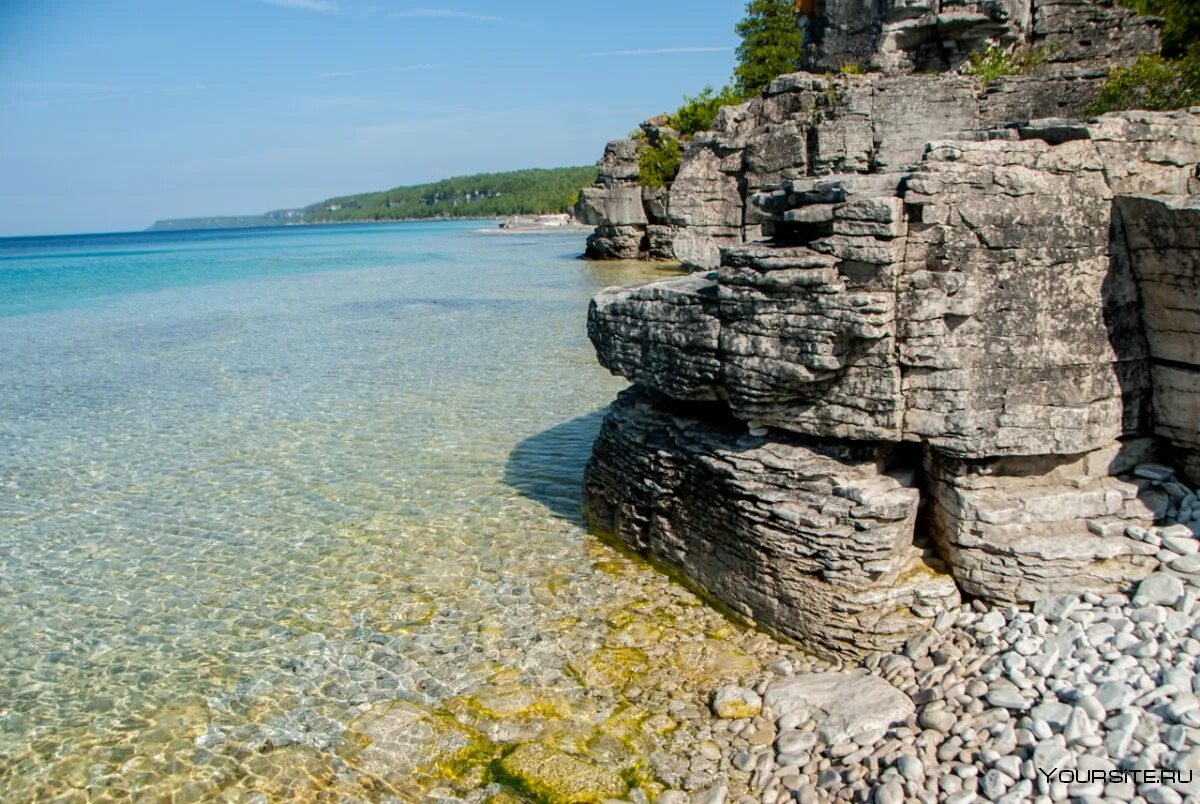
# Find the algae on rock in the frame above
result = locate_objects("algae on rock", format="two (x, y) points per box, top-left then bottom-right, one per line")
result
(495, 743), (628, 804)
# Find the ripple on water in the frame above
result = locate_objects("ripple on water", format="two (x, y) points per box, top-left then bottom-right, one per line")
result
(0, 226), (788, 800)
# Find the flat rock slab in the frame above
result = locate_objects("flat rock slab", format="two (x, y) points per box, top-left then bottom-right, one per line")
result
(763, 673), (914, 743)
(497, 743), (628, 803)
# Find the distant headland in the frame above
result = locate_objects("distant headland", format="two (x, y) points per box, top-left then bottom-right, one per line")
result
(146, 165), (597, 232)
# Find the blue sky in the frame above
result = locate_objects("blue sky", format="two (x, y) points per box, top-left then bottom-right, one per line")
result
(0, 1), (744, 236)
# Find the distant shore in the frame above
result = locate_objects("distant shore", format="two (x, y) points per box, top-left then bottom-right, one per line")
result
(145, 215), (592, 235)
(473, 214), (593, 235)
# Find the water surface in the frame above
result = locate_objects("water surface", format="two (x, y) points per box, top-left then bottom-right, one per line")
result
(1, 222), (745, 800)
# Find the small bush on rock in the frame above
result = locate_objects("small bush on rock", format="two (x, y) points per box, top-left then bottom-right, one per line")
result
(1087, 53), (1200, 112)
(638, 136), (683, 188)
(666, 85), (744, 139)
(1094, 0), (1200, 112)
(962, 44), (1052, 87)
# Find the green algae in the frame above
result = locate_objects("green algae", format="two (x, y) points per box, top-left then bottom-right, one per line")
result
(620, 759), (666, 801)
(492, 743), (628, 804)
(566, 646), (650, 690)
(448, 684), (573, 723)
(340, 699), (498, 794)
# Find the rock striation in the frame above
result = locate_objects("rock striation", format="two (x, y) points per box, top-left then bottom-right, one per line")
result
(585, 388), (959, 655)
(584, 106), (1200, 657)
(1116, 193), (1200, 487)
(577, 0), (1163, 267)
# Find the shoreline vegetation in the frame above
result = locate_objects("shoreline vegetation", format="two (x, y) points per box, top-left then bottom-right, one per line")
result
(146, 165), (597, 232)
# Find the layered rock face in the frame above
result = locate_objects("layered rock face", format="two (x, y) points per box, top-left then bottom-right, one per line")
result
(1116, 194), (1200, 487)
(814, 0), (1159, 74)
(578, 0), (1162, 267)
(575, 140), (649, 260)
(584, 110), (1200, 657)
(584, 388), (958, 655)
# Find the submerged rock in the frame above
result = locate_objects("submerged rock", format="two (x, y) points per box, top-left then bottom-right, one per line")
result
(341, 699), (489, 789)
(497, 743), (628, 803)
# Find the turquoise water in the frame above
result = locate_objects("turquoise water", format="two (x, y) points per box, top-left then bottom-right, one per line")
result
(0, 222), (707, 800)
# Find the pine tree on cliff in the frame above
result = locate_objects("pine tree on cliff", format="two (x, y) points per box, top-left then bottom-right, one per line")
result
(734, 0), (804, 97)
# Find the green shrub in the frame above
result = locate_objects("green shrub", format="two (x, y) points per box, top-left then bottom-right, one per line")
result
(962, 44), (1053, 87)
(1095, 0), (1200, 112)
(1086, 53), (1200, 112)
(666, 85), (745, 139)
(839, 61), (864, 75)
(1118, 0), (1200, 58)
(638, 136), (683, 188)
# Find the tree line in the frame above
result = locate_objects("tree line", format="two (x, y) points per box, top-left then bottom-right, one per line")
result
(304, 166), (599, 222)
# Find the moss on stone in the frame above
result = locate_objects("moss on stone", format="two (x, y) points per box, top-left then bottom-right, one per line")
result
(494, 744), (628, 804)
(620, 759), (666, 800)
(566, 646), (650, 690)
(450, 684), (573, 723)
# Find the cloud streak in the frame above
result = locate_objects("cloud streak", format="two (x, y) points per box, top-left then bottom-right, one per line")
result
(392, 8), (508, 22)
(260, 0), (338, 12)
(2, 81), (138, 92)
(316, 64), (436, 79)
(2, 84), (208, 109)
(585, 46), (733, 57)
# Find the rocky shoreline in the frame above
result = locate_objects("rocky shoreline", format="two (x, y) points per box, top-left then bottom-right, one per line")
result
(272, 498), (1200, 803)
(678, 495), (1200, 804)
(568, 0), (1200, 798)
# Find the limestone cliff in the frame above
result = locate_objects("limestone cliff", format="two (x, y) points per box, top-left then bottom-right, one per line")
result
(573, 0), (1200, 659)
(582, 104), (1200, 657)
(577, 0), (1163, 267)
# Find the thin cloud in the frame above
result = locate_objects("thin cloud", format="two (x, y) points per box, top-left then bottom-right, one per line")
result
(392, 8), (508, 22)
(585, 46), (733, 57)
(260, 0), (338, 12)
(2, 81), (138, 92)
(317, 64), (436, 79)
(2, 84), (207, 109)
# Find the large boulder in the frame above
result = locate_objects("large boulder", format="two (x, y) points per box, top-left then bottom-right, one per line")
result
(584, 388), (959, 657)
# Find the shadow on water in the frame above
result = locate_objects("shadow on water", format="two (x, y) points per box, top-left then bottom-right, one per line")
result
(504, 408), (608, 525)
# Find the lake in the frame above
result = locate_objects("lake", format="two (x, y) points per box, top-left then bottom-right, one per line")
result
(0, 221), (779, 800)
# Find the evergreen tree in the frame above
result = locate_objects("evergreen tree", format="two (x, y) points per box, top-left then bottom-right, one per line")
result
(734, 0), (803, 97)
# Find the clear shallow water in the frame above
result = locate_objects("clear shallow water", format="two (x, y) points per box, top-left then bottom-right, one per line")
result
(0, 222), (769, 800)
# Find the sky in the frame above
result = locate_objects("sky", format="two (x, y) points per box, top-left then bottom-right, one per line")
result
(0, 1), (745, 236)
